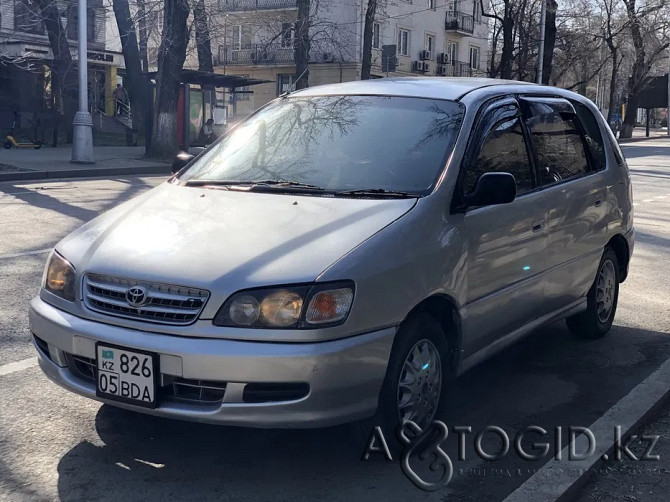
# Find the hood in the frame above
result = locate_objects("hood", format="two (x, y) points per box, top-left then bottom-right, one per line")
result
(57, 182), (416, 318)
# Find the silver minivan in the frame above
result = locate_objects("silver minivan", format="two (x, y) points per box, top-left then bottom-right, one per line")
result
(30, 78), (634, 433)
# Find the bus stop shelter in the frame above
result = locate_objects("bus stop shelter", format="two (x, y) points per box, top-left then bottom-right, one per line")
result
(146, 70), (271, 149)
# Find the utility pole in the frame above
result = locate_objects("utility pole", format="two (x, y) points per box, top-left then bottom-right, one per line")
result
(71, 0), (94, 163)
(537, 0), (546, 84)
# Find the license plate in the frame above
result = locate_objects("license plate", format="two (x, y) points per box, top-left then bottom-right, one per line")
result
(96, 343), (157, 408)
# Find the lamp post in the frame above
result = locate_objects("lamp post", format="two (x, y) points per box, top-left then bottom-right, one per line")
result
(71, 0), (94, 163)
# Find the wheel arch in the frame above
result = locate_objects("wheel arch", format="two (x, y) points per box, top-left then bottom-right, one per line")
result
(607, 234), (630, 282)
(402, 294), (462, 378)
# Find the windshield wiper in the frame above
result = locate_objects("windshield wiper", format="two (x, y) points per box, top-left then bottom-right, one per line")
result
(183, 179), (326, 192)
(335, 188), (416, 198)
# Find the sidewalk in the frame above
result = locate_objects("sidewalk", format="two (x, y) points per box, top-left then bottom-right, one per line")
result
(0, 145), (170, 182)
(618, 126), (669, 143)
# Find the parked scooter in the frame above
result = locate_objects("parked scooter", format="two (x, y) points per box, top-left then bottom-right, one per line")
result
(4, 120), (41, 149)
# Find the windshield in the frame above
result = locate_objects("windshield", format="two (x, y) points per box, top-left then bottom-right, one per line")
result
(178, 95), (464, 196)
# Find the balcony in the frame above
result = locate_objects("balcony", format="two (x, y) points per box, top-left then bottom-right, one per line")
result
(440, 61), (473, 77)
(218, 0), (297, 11)
(218, 43), (295, 66)
(445, 12), (474, 34)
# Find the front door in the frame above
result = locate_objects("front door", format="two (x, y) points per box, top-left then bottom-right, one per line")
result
(459, 99), (549, 357)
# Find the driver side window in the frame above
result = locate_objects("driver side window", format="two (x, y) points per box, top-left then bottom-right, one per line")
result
(464, 114), (533, 195)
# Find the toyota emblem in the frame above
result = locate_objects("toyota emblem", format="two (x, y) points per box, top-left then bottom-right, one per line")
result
(126, 286), (148, 307)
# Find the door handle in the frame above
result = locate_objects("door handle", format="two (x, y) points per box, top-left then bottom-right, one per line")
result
(594, 199), (603, 207)
(532, 221), (544, 232)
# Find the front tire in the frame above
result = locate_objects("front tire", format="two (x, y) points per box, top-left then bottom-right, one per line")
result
(3, 140), (11, 149)
(353, 313), (449, 450)
(566, 247), (620, 338)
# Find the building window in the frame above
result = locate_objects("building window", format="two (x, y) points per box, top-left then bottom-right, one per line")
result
(278, 74), (297, 95)
(232, 25), (243, 50)
(281, 22), (294, 48)
(397, 28), (410, 56)
(428, 0), (436, 9)
(372, 22), (381, 49)
(447, 40), (458, 63)
(14, 0), (44, 35)
(469, 46), (480, 70)
(425, 34), (435, 56)
(474, 2), (482, 22)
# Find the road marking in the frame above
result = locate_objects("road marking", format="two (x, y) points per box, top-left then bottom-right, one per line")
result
(503, 355), (670, 502)
(0, 248), (51, 260)
(0, 357), (38, 377)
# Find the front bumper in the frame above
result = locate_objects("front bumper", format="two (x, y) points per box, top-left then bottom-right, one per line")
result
(29, 297), (396, 428)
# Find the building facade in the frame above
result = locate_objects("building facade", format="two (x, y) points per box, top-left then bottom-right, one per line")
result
(210, 0), (490, 116)
(0, 0), (123, 130)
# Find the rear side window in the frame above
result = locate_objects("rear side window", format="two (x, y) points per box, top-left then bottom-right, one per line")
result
(526, 112), (590, 185)
(465, 117), (533, 195)
(573, 102), (606, 171)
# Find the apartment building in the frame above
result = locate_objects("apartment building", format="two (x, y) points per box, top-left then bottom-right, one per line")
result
(0, 0), (124, 126)
(211, 0), (490, 114)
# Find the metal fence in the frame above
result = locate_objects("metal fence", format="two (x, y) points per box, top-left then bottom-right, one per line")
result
(444, 12), (475, 34)
(218, 0), (297, 11)
(218, 43), (295, 65)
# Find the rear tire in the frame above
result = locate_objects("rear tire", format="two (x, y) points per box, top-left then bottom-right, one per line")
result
(351, 312), (449, 452)
(566, 247), (619, 339)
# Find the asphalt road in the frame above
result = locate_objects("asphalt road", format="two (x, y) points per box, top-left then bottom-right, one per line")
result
(0, 140), (669, 501)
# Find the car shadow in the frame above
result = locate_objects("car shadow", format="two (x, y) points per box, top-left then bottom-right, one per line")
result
(55, 323), (670, 501)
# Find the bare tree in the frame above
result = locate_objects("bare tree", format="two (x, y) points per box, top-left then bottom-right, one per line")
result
(37, 0), (76, 146)
(361, 0), (378, 80)
(619, 0), (669, 138)
(112, 0), (151, 145)
(294, 0), (311, 90)
(193, 0), (214, 72)
(147, 0), (190, 158)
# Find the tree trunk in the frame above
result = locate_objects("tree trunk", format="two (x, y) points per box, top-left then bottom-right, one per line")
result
(500, 8), (514, 80)
(294, 0), (311, 90)
(136, 0), (149, 72)
(541, 0), (557, 84)
(620, 0), (644, 139)
(361, 0), (377, 80)
(147, 0), (190, 159)
(38, 0), (76, 146)
(606, 45), (618, 124)
(193, 0), (213, 73)
(112, 0), (149, 143)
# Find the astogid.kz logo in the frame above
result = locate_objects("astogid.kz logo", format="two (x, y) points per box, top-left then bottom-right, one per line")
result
(361, 420), (661, 492)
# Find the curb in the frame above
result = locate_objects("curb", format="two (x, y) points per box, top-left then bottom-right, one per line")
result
(619, 135), (669, 144)
(0, 164), (170, 183)
(502, 355), (670, 502)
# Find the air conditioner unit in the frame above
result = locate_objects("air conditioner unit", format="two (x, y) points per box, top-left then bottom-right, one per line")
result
(413, 60), (429, 72)
(439, 65), (449, 76)
(419, 50), (432, 61)
(437, 53), (449, 64)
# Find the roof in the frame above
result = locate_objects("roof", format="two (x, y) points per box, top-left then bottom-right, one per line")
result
(145, 69), (272, 89)
(290, 77), (539, 101)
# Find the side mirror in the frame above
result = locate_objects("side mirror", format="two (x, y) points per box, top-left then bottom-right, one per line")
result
(463, 172), (517, 208)
(171, 152), (195, 174)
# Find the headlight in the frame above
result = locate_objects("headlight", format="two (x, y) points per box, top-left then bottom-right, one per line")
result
(43, 252), (76, 301)
(213, 282), (354, 329)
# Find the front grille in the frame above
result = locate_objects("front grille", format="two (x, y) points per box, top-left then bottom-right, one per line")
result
(83, 274), (209, 325)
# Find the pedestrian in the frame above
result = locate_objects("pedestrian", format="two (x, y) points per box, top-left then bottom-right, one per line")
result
(202, 118), (216, 144)
(113, 84), (128, 116)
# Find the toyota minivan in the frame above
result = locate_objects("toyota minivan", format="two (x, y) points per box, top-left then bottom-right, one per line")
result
(30, 78), (634, 433)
